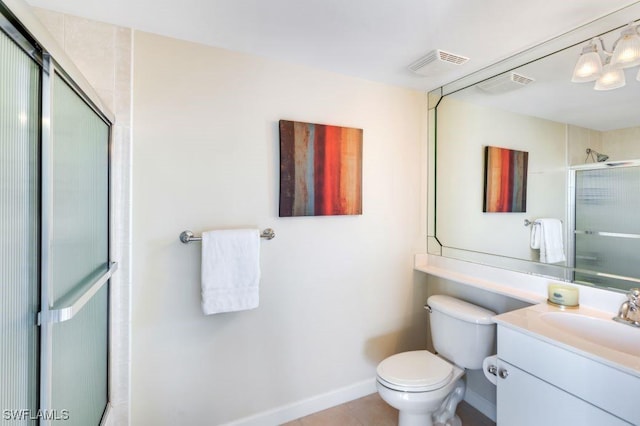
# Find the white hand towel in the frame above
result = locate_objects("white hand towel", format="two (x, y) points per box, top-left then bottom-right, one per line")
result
(201, 229), (260, 315)
(530, 223), (541, 249)
(537, 218), (566, 264)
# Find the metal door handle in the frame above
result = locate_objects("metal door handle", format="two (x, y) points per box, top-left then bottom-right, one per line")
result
(38, 262), (118, 325)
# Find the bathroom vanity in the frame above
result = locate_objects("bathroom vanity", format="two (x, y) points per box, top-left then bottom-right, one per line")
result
(493, 304), (640, 425)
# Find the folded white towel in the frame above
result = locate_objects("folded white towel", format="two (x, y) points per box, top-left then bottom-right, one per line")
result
(536, 218), (566, 264)
(201, 229), (260, 315)
(530, 224), (541, 249)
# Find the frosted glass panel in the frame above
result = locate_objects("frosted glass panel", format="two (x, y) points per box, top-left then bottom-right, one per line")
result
(574, 234), (640, 290)
(50, 75), (109, 424)
(0, 29), (40, 423)
(51, 76), (109, 304)
(575, 166), (640, 289)
(575, 167), (640, 235)
(51, 286), (108, 425)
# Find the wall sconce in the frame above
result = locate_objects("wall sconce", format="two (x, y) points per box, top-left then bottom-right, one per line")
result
(571, 22), (640, 90)
(585, 148), (609, 163)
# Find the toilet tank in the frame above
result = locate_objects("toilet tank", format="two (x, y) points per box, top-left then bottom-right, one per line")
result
(427, 295), (496, 370)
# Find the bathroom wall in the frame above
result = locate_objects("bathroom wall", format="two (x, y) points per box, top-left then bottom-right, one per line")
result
(31, 8), (132, 425)
(568, 124), (640, 165)
(602, 126), (640, 161)
(568, 125), (602, 166)
(132, 31), (429, 424)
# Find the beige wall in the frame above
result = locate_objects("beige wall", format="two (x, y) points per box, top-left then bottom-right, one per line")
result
(568, 125), (602, 166)
(602, 126), (640, 161)
(568, 125), (640, 165)
(132, 31), (428, 424)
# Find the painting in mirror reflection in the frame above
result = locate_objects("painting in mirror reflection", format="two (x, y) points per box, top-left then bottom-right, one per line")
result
(483, 146), (528, 213)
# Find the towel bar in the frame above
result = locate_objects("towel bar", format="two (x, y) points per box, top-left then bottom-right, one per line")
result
(180, 228), (276, 243)
(525, 219), (564, 227)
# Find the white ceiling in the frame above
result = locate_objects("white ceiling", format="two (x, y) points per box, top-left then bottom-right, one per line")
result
(25, 0), (640, 91)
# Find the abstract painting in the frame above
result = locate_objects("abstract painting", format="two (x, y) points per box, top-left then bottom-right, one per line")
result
(279, 120), (363, 217)
(483, 146), (528, 213)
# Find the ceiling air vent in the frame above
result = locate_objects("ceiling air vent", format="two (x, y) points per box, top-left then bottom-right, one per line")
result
(408, 49), (469, 77)
(476, 72), (535, 94)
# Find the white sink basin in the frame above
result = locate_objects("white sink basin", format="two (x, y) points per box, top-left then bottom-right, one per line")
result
(540, 312), (640, 357)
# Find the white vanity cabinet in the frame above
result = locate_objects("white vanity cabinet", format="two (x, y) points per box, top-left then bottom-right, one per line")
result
(496, 325), (636, 425)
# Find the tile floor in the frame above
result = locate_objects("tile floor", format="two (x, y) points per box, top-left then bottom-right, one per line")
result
(283, 393), (495, 425)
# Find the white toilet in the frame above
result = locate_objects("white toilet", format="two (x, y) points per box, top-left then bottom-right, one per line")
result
(376, 295), (496, 426)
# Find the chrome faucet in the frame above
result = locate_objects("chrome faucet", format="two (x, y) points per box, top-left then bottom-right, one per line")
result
(613, 288), (640, 327)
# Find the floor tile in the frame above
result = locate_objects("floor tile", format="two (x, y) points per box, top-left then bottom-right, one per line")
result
(284, 393), (495, 426)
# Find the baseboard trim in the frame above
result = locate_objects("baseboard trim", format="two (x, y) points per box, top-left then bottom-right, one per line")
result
(222, 378), (377, 426)
(464, 388), (496, 422)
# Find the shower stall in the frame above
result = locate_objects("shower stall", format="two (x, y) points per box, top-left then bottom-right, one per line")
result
(570, 161), (640, 290)
(1, 1), (114, 424)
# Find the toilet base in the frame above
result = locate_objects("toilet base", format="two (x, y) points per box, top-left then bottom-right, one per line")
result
(435, 414), (462, 426)
(398, 411), (433, 426)
(376, 370), (465, 426)
(433, 377), (465, 425)
(398, 411), (462, 426)
(396, 410), (462, 426)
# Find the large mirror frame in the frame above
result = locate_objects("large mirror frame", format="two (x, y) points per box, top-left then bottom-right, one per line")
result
(428, 3), (640, 293)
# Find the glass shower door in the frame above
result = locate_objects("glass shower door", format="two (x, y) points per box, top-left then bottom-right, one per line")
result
(1, 5), (114, 425)
(0, 23), (41, 426)
(39, 70), (113, 425)
(574, 164), (640, 290)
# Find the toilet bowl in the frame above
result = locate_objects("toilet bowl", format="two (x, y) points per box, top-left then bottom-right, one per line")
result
(376, 295), (496, 426)
(376, 350), (465, 426)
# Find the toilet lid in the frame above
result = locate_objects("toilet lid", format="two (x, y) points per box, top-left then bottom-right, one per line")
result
(376, 350), (453, 392)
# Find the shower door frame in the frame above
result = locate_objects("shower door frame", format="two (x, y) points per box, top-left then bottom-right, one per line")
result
(569, 160), (640, 289)
(39, 57), (116, 424)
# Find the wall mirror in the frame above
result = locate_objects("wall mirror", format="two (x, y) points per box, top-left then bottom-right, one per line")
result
(428, 3), (640, 292)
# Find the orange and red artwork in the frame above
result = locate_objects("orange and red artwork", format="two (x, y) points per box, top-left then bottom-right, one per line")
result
(279, 120), (363, 217)
(483, 146), (528, 213)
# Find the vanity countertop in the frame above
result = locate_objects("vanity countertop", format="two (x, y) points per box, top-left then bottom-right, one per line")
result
(494, 302), (640, 378)
(415, 254), (627, 313)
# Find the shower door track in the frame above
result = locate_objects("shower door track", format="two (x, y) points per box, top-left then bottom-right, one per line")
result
(574, 230), (640, 239)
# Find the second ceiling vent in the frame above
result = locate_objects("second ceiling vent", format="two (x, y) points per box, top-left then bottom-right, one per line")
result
(409, 49), (469, 77)
(476, 72), (535, 94)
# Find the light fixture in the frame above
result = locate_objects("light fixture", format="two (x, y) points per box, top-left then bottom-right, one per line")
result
(571, 22), (640, 91)
(610, 23), (640, 69)
(571, 40), (602, 82)
(594, 57), (626, 90)
(585, 148), (609, 163)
